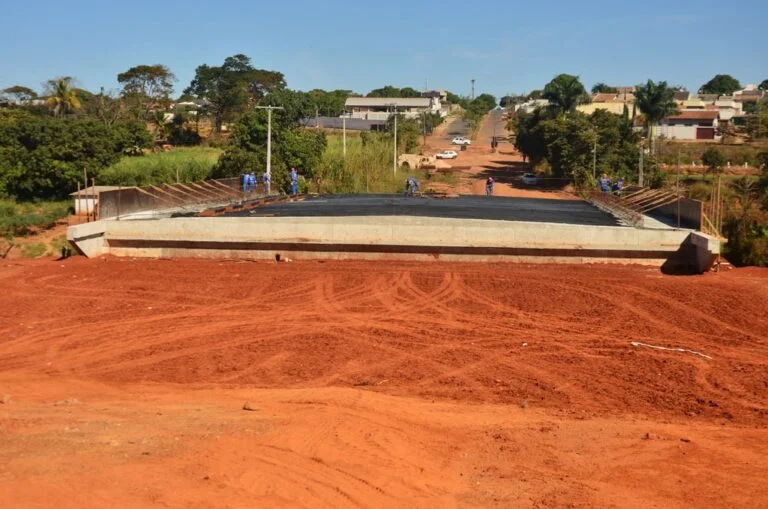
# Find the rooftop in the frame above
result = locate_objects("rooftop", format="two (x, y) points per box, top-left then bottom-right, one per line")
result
(665, 111), (719, 121)
(345, 97), (432, 108)
(70, 186), (134, 196)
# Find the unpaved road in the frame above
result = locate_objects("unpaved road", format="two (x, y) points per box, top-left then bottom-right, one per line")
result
(1, 258), (768, 508)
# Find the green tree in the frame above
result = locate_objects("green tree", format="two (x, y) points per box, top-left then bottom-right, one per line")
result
(759, 79), (768, 92)
(446, 92), (462, 104)
(117, 64), (176, 120)
(185, 54), (286, 132)
(702, 147), (726, 174)
(699, 74), (742, 95)
(591, 83), (617, 94)
(44, 77), (81, 117)
(212, 90), (326, 191)
(634, 80), (678, 155)
(2, 86), (37, 103)
(0, 110), (148, 199)
(542, 74), (590, 116)
(367, 86), (403, 98)
(512, 108), (549, 166)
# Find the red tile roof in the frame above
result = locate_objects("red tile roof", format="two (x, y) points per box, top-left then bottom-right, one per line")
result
(666, 111), (718, 120)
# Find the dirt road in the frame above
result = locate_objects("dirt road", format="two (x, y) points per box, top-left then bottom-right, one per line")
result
(1, 258), (767, 508)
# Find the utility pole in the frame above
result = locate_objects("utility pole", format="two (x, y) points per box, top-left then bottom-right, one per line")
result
(393, 105), (398, 176)
(676, 149), (681, 228)
(255, 105), (284, 195)
(342, 114), (347, 158)
(471, 79), (475, 100)
(592, 133), (597, 179)
(638, 145), (644, 187)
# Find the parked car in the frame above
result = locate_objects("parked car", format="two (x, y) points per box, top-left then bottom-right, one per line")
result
(451, 137), (471, 145)
(521, 173), (538, 185)
(435, 150), (458, 159)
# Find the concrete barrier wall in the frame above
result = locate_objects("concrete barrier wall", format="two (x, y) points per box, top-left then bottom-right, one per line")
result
(653, 198), (703, 230)
(68, 215), (719, 272)
(99, 189), (162, 219)
(99, 216), (692, 251)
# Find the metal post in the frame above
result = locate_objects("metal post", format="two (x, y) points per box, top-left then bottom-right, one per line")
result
(91, 178), (96, 221)
(267, 108), (272, 194)
(676, 149), (681, 228)
(471, 79), (475, 100)
(117, 184), (122, 221)
(83, 168), (89, 222)
(638, 145), (644, 187)
(393, 108), (398, 176)
(342, 115), (347, 158)
(77, 181), (81, 219)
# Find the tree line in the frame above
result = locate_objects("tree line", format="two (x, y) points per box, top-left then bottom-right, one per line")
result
(0, 53), (477, 200)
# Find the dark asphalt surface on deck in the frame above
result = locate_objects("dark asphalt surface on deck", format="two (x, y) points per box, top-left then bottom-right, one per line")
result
(228, 195), (621, 226)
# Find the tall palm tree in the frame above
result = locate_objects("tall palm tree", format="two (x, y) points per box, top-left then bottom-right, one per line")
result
(44, 77), (81, 116)
(542, 74), (590, 117)
(634, 80), (678, 155)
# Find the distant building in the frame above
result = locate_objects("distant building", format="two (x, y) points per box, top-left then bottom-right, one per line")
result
(300, 116), (386, 131)
(515, 99), (549, 114)
(343, 97), (443, 121)
(422, 90), (448, 102)
(578, 102), (630, 116)
(656, 111), (720, 141)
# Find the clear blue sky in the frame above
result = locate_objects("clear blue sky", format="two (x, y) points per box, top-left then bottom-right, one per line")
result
(1, 0), (765, 99)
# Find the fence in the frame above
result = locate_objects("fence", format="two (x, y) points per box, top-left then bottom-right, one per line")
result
(97, 177), (262, 220)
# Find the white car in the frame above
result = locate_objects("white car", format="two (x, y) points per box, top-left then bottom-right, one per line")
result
(521, 173), (538, 185)
(451, 137), (471, 145)
(435, 150), (458, 159)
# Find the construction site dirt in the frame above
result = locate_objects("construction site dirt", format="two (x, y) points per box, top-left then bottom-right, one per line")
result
(1, 257), (767, 508)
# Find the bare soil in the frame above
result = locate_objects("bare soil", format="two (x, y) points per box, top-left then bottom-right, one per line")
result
(1, 258), (767, 508)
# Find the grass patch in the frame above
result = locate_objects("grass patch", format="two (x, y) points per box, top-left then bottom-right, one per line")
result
(20, 242), (47, 258)
(318, 134), (431, 194)
(0, 199), (70, 238)
(99, 147), (222, 187)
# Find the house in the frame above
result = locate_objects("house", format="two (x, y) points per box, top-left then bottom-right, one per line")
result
(577, 102), (631, 115)
(714, 97), (743, 122)
(343, 97), (443, 121)
(515, 99), (550, 114)
(300, 116), (386, 131)
(422, 90), (448, 102)
(70, 186), (133, 216)
(655, 111), (720, 141)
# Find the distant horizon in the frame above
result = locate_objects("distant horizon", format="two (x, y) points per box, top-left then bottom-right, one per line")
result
(1, 0), (765, 100)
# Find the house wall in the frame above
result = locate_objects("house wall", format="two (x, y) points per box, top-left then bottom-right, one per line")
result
(74, 197), (97, 216)
(656, 124), (698, 140)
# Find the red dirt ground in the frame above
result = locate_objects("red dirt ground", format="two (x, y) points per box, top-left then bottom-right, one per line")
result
(1, 258), (768, 508)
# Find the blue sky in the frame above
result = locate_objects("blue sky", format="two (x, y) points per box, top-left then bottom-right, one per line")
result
(1, 0), (765, 99)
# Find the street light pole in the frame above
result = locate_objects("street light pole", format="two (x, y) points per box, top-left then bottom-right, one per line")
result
(255, 105), (284, 194)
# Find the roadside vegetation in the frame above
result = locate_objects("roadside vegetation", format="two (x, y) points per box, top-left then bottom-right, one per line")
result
(100, 147), (221, 186)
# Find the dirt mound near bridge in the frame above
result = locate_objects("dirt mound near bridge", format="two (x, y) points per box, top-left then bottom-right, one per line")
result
(1, 258), (767, 508)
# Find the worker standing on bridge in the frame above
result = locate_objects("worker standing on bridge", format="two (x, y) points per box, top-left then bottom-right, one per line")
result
(614, 177), (624, 196)
(262, 171), (271, 195)
(486, 176), (494, 197)
(404, 177), (419, 197)
(248, 171), (257, 193)
(599, 173), (611, 194)
(290, 167), (299, 196)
